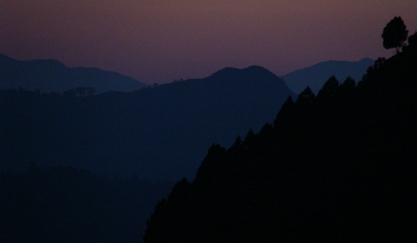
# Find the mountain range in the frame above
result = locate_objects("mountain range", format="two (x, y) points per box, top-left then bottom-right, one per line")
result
(0, 54), (148, 94)
(1, 65), (295, 181)
(0, 53), (373, 96)
(281, 58), (374, 94)
(1, 65), (296, 241)
(0, 54), (378, 242)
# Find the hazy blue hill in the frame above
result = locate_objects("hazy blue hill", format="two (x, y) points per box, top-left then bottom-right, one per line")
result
(282, 58), (374, 94)
(0, 53), (147, 94)
(1, 65), (295, 182)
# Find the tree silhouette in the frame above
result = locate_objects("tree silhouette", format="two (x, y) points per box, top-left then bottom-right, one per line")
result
(296, 86), (315, 106)
(408, 32), (417, 49)
(382, 16), (408, 53)
(316, 76), (339, 101)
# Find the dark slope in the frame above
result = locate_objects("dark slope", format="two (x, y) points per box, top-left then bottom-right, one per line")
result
(282, 58), (374, 94)
(0, 53), (147, 94)
(0, 166), (172, 243)
(143, 51), (417, 242)
(0, 65), (295, 181)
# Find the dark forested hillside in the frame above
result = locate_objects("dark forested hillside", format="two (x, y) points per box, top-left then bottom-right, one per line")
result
(143, 46), (417, 241)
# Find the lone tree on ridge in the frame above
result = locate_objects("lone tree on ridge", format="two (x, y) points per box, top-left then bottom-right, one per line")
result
(382, 16), (408, 53)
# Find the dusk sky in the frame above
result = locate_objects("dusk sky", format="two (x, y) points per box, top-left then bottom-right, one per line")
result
(1, 1), (416, 84)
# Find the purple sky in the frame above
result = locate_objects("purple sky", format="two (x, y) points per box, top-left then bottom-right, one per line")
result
(1, 1), (416, 84)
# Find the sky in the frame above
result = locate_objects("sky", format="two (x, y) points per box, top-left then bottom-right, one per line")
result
(1, 0), (416, 84)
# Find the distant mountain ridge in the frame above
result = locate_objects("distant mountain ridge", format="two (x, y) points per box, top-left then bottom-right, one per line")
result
(281, 58), (374, 94)
(0, 53), (148, 94)
(1, 64), (295, 242)
(1, 65), (295, 181)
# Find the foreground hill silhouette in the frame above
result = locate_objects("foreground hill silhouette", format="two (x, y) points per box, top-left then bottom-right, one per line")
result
(281, 58), (374, 94)
(0, 53), (147, 94)
(143, 49), (417, 241)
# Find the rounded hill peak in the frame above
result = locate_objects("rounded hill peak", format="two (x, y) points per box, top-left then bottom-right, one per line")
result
(209, 65), (279, 81)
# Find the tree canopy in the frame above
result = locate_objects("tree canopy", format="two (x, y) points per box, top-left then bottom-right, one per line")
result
(382, 16), (408, 53)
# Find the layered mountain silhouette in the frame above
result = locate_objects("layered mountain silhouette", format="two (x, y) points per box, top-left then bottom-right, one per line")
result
(143, 50), (416, 241)
(281, 58), (374, 94)
(0, 53), (147, 94)
(1, 65), (295, 181)
(1, 65), (295, 242)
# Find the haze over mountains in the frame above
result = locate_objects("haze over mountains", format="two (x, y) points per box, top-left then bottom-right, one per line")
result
(1, 53), (377, 242)
(2, 11), (416, 241)
(0, 53), (373, 96)
(1, 65), (295, 181)
(282, 58), (374, 94)
(0, 54), (376, 181)
(0, 63), (296, 242)
(0, 54), (148, 94)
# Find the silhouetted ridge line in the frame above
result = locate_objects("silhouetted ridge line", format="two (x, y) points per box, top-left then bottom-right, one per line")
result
(281, 58), (374, 94)
(0, 64), (295, 181)
(0, 53), (16, 63)
(143, 47), (417, 242)
(1, 63), (296, 242)
(0, 53), (148, 94)
(210, 66), (279, 80)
